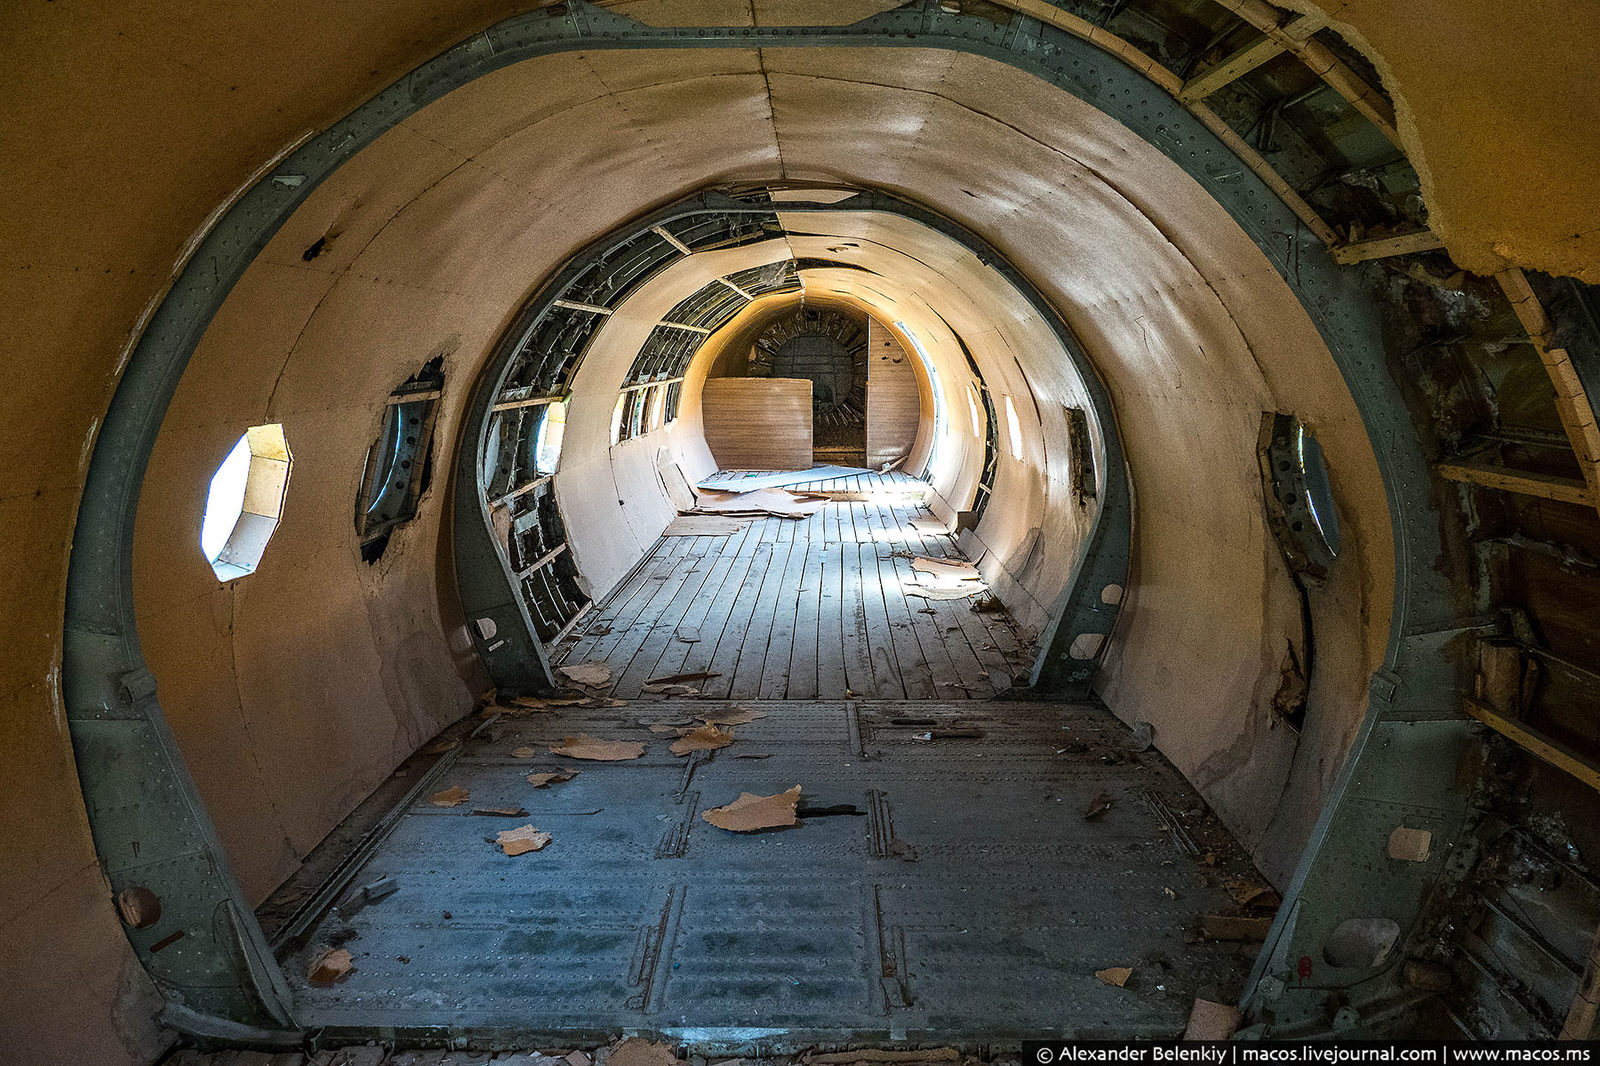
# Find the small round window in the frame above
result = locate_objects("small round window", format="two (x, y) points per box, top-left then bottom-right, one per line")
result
(201, 424), (291, 581)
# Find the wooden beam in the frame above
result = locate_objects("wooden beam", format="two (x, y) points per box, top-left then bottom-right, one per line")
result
(1330, 228), (1443, 265)
(1497, 268), (1600, 519)
(1437, 460), (1594, 507)
(1463, 696), (1600, 795)
(1179, 13), (1326, 102)
(490, 474), (551, 510)
(491, 393), (565, 413)
(552, 298), (612, 315)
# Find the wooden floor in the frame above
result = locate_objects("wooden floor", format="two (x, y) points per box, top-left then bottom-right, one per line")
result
(556, 480), (1034, 700)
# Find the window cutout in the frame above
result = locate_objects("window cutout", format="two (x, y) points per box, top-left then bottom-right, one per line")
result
(1004, 395), (1024, 460)
(1065, 406), (1097, 506)
(356, 358), (443, 561)
(534, 400), (566, 475)
(202, 424), (291, 581)
(1258, 413), (1339, 583)
(610, 394), (626, 445)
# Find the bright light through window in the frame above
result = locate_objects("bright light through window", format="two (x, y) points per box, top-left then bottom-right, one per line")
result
(202, 435), (251, 561)
(610, 394), (626, 445)
(1004, 395), (1024, 459)
(894, 321), (945, 470)
(201, 424), (291, 581)
(535, 400), (567, 474)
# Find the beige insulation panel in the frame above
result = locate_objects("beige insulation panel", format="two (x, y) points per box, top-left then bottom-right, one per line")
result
(701, 377), (814, 470)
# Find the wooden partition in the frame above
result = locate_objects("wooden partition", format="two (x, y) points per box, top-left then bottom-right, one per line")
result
(701, 377), (814, 470)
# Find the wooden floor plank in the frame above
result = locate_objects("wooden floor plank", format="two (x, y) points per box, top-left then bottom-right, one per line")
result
(569, 477), (1035, 701)
(760, 514), (814, 698)
(728, 515), (801, 699)
(641, 518), (760, 686)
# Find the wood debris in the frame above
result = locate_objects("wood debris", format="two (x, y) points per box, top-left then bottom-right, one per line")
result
(670, 723), (736, 755)
(526, 768), (580, 787)
(419, 737), (459, 755)
(1224, 877), (1281, 908)
(495, 824), (552, 856)
(906, 584), (986, 600)
(511, 746), (540, 758)
(689, 487), (825, 519)
(307, 946), (355, 985)
(470, 806), (528, 817)
(558, 661), (612, 688)
(1094, 966), (1133, 987)
(513, 693), (588, 708)
(548, 734), (645, 761)
(641, 683), (700, 696)
(428, 785), (469, 807)
(1084, 791), (1113, 819)
(702, 785), (802, 832)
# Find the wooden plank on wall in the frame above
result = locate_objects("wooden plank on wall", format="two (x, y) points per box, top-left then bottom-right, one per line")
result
(866, 320), (921, 470)
(700, 377), (813, 471)
(1437, 460), (1595, 507)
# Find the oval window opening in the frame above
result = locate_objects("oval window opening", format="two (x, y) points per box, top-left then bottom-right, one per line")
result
(201, 424), (291, 581)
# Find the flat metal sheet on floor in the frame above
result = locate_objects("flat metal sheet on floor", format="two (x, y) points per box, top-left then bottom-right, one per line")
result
(285, 701), (1260, 1043)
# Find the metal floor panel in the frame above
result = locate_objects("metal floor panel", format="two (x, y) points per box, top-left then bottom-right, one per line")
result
(283, 700), (1260, 1044)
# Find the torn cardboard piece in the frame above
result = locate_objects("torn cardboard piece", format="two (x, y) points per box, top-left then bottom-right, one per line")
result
(670, 722), (735, 755)
(1199, 914), (1273, 941)
(558, 661), (612, 688)
(308, 946), (355, 985)
(526, 768), (580, 787)
(1084, 791), (1113, 819)
(1094, 966), (1133, 987)
(606, 1038), (679, 1066)
(548, 734), (645, 761)
(910, 556), (981, 581)
(1184, 998), (1241, 1040)
(495, 824), (552, 856)
(702, 785), (802, 832)
(689, 487), (825, 519)
(428, 785), (469, 808)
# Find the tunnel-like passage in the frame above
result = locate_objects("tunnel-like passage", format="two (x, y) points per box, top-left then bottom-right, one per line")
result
(54, 5), (1498, 1053)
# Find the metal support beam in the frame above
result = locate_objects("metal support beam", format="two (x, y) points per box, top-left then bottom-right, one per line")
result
(1438, 460), (1594, 507)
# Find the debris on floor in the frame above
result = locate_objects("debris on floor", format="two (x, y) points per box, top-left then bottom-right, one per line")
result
(428, 785), (469, 808)
(663, 515), (749, 537)
(676, 625), (700, 643)
(1124, 720), (1155, 752)
(471, 806), (529, 817)
(669, 722), (735, 755)
(548, 734), (645, 761)
(910, 516), (949, 534)
(1094, 965), (1133, 987)
(1084, 791), (1114, 819)
(647, 670), (721, 685)
(688, 487), (826, 519)
(526, 768), (580, 787)
(510, 693), (590, 709)
(307, 946), (354, 985)
(559, 661), (613, 688)
(906, 584), (986, 601)
(696, 465), (869, 492)
(641, 682), (700, 696)
(1199, 914), (1273, 941)
(419, 737), (460, 755)
(495, 825), (552, 856)
(700, 706), (766, 725)
(1185, 997), (1242, 1039)
(604, 1037), (679, 1066)
(702, 785), (802, 831)
(511, 746), (540, 758)
(909, 556), (981, 581)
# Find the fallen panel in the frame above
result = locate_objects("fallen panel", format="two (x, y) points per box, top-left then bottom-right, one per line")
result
(696, 466), (871, 492)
